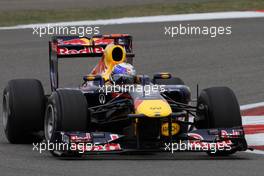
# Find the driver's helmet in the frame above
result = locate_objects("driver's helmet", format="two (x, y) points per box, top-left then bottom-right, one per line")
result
(110, 63), (136, 84)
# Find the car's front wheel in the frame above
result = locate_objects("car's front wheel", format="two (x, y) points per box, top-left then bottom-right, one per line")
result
(44, 89), (89, 142)
(44, 89), (89, 156)
(195, 87), (242, 156)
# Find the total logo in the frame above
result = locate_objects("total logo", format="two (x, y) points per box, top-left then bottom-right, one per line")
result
(161, 122), (181, 136)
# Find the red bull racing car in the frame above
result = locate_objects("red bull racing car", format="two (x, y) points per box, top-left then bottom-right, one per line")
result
(2, 34), (248, 157)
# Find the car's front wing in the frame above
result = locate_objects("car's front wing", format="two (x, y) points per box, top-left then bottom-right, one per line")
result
(50, 127), (248, 156)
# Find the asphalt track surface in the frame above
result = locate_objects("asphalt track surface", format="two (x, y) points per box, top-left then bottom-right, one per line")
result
(0, 0), (219, 11)
(0, 18), (264, 176)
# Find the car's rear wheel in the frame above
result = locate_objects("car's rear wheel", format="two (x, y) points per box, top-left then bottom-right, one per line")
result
(196, 87), (242, 156)
(44, 89), (89, 156)
(2, 79), (45, 143)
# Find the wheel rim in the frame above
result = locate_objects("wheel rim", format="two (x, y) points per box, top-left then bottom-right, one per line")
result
(45, 104), (55, 141)
(2, 93), (10, 130)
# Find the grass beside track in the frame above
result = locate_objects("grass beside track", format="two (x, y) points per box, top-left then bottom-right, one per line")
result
(1, 0), (264, 26)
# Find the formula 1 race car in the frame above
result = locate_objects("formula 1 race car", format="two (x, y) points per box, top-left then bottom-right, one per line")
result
(2, 34), (248, 157)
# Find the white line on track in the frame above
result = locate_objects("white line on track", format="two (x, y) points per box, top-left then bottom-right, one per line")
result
(240, 102), (264, 111)
(245, 133), (264, 146)
(1, 11), (264, 30)
(242, 116), (264, 125)
(240, 102), (264, 155)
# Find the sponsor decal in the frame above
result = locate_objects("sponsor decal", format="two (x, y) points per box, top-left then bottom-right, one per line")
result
(161, 122), (180, 136)
(99, 94), (106, 104)
(70, 133), (91, 143)
(58, 47), (104, 55)
(110, 134), (119, 141)
(58, 38), (92, 45)
(93, 38), (114, 45)
(71, 143), (121, 153)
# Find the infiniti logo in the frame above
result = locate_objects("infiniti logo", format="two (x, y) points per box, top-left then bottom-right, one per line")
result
(99, 94), (106, 104)
(150, 107), (161, 110)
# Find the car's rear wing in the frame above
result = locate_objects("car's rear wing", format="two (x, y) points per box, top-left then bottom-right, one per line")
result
(49, 34), (134, 91)
(49, 34), (134, 58)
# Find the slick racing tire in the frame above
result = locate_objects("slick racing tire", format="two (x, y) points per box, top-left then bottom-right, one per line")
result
(44, 89), (88, 142)
(2, 79), (45, 144)
(196, 87), (242, 128)
(44, 89), (89, 157)
(153, 77), (185, 85)
(196, 87), (242, 156)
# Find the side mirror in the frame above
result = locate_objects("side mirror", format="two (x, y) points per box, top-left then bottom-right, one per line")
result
(83, 75), (104, 86)
(153, 72), (172, 80)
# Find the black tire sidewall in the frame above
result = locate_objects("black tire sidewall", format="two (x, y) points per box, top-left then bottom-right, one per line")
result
(44, 92), (61, 142)
(44, 89), (88, 142)
(196, 87), (242, 156)
(3, 79), (45, 143)
(197, 87), (242, 129)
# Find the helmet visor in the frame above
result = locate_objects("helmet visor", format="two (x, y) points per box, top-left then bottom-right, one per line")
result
(111, 74), (135, 84)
